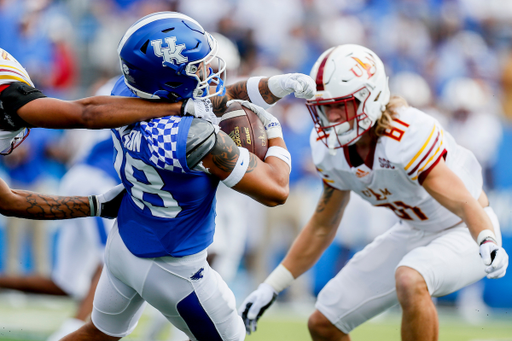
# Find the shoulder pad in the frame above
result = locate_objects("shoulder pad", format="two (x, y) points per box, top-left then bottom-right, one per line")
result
(0, 82), (46, 130)
(186, 118), (217, 169)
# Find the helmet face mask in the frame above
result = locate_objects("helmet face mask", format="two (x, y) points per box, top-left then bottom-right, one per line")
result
(118, 12), (226, 102)
(307, 44), (390, 149)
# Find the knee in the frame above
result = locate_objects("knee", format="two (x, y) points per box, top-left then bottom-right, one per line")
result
(395, 266), (429, 305)
(308, 310), (345, 340)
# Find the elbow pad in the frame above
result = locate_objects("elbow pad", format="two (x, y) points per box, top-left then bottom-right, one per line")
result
(0, 82), (46, 130)
(186, 118), (217, 169)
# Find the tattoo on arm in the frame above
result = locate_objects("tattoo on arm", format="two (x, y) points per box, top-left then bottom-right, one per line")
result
(258, 78), (281, 104)
(211, 78), (280, 116)
(212, 81), (250, 116)
(13, 191), (90, 219)
(210, 133), (239, 172)
(315, 184), (336, 214)
(245, 154), (258, 173)
(315, 184), (346, 225)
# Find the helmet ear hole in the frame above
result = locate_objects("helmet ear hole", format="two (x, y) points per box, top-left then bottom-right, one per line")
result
(165, 82), (182, 88)
(140, 40), (150, 54)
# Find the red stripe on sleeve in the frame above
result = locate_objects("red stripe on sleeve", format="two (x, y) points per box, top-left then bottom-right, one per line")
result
(418, 149), (447, 185)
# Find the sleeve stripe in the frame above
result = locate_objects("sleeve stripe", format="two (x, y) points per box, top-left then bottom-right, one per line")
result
(411, 139), (444, 180)
(0, 74), (31, 86)
(404, 125), (436, 171)
(0, 64), (30, 77)
(418, 149), (447, 184)
(407, 130), (440, 176)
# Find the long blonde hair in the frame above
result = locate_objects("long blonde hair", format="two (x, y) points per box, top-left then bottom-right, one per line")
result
(373, 96), (409, 137)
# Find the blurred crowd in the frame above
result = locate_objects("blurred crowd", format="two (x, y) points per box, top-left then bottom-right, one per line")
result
(1, 0), (512, 315)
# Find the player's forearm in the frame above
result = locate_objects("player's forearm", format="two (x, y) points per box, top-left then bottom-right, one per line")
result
(282, 221), (339, 278)
(233, 138), (290, 206)
(233, 153), (289, 207)
(75, 96), (183, 129)
(211, 78), (278, 116)
(1, 190), (91, 220)
(459, 200), (495, 242)
(18, 96), (182, 129)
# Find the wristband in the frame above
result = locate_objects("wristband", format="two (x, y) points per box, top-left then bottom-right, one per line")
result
(264, 264), (295, 293)
(88, 195), (97, 217)
(268, 75), (290, 98)
(265, 146), (292, 173)
(247, 77), (273, 109)
(222, 147), (250, 187)
(477, 229), (497, 245)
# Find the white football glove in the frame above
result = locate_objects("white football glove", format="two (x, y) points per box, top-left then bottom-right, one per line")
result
(479, 239), (509, 279)
(89, 184), (126, 219)
(238, 283), (277, 335)
(268, 73), (316, 99)
(226, 100), (283, 139)
(182, 98), (219, 124)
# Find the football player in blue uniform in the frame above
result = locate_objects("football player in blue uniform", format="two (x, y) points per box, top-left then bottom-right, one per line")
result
(59, 11), (315, 341)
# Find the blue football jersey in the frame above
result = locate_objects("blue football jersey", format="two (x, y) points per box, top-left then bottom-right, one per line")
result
(111, 77), (219, 258)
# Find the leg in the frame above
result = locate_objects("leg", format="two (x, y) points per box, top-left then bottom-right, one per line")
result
(0, 275), (67, 295)
(60, 321), (120, 341)
(308, 310), (350, 341)
(75, 264), (103, 321)
(395, 266), (438, 341)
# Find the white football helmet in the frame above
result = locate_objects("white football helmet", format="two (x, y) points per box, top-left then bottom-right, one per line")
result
(306, 44), (390, 149)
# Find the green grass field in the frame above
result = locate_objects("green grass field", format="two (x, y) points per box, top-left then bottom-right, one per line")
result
(0, 293), (511, 341)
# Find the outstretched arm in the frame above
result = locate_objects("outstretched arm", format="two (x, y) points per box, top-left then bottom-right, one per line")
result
(18, 96), (183, 129)
(423, 158), (508, 279)
(211, 73), (316, 116)
(238, 184), (350, 334)
(0, 178), (124, 220)
(1, 82), (213, 130)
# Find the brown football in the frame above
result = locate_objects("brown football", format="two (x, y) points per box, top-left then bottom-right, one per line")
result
(219, 102), (268, 160)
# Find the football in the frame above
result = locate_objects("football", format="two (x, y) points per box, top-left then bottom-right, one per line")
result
(219, 102), (268, 160)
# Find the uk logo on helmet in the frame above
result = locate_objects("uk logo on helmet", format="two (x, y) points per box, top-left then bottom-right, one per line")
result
(151, 37), (188, 66)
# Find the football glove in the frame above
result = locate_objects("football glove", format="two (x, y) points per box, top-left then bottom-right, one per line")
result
(268, 73), (316, 99)
(181, 98), (218, 124)
(238, 283), (278, 335)
(89, 184), (126, 219)
(226, 100), (283, 139)
(479, 238), (509, 279)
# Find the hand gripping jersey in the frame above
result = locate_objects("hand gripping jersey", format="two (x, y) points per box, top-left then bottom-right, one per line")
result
(312, 106), (483, 231)
(111, 77), (219, 257)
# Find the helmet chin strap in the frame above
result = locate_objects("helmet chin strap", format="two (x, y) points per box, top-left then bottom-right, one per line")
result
(327, 126), (340, 156)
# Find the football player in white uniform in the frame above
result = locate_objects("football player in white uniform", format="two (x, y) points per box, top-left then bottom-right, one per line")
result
(239, 44), (509, 341)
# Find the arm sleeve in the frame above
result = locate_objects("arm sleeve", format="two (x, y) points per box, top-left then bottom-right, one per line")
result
(391, 110), (446, 183)
(0, 82), (46, 130)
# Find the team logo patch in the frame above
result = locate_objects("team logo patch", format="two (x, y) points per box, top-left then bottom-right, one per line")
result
(151, 37), (188, 66)
(378, 157), (395, 169)
(190, 268), (204, 280)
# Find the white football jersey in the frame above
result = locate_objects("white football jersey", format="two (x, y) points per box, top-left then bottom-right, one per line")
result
(0, 48), (34, 87)
(311, 106), (483, 231)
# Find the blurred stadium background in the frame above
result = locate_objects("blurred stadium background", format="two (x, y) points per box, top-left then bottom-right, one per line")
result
(1, 0), (512, 340)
